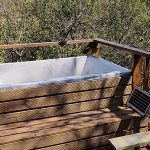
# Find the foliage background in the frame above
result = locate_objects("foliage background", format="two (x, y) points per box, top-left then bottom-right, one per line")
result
(0, 0), (150, 68)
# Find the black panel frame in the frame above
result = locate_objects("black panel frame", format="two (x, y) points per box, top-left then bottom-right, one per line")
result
(127, 87), (150, 116)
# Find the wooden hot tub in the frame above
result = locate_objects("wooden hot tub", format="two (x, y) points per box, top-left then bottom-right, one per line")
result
(0, 39), (149, 150)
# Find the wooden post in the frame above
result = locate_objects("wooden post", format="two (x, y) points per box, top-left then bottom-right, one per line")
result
(91, 43), (100, 58)
(143, 57), (150, 91)
(81, 41), (100, 58)
(132, 54), (142, 88)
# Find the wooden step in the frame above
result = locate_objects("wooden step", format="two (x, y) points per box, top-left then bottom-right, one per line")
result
(109, 131), (150, 150)
(0, 107), (148, 150)
(0, 107), (139, 136)
(36, 128), (147, 150)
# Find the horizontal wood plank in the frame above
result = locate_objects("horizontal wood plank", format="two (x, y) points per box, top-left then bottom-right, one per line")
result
(0, 39), (93, 50)
(0, 111), (147, 150)
(109, 131), (150, 150)
(0, 76), (132, 102)
(94, 39), (150, 57)
(0, 107), (133, 131)
(0, 108), (147, 142)
(0, 107), (138, 137)
(0, 89), (130, 114)
(0, 115), (145, 144)
(0, 86), (132, 124)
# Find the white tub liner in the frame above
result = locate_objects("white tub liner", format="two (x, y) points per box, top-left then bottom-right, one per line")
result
(0, 56), (131, 89)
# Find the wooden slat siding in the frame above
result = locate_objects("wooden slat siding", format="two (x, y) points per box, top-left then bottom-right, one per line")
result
(0, 108), (137, 136)
(0, 76), (132, 102)
(0, 107), (133, 132)
(0, 86), (132, 125)
(0, 113), (147, 150)
(94, 39), (150, 57)
(143, 57), (150, 91)
(37, 128), (147, 150)
(0, 39), (93, 50)
(132, 54), (142, 87)
(0, 89), (130, 114)
(0, 98), (131, 125)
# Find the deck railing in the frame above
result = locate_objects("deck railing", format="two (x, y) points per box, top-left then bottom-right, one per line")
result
(94, 39), (150, 92)
(0, 39), (150, 91)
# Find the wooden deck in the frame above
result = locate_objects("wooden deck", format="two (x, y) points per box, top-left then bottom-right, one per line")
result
(0, 39), (149, 150)
(0, 107), (148, 150)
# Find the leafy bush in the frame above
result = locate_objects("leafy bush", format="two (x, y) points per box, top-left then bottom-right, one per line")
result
(0, 0), (149, 65)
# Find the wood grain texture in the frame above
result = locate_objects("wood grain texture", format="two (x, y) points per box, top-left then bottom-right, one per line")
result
(0, 108), (137, 136)
(0, 108), (148, 150)
(0, 39), (93, 50)
(0, 86), (132, 125)
(37, 128), (147, 150)
(109, 131), (150, 150)
(0, 84), (131, 114)
(0, 94), (129, 114)
(143, 57), (150, 91)
(0, 107), (133, 132)
(0, 76), (132, 102)
(0, 38), (149, 150)
(94, 39), (150, 57)
(1, 38), (149, 58)
(0, 118), (147, 150)
(81, 41), (100, 58)
(0, 76), (133, 150)
(132, 54), (142, 87)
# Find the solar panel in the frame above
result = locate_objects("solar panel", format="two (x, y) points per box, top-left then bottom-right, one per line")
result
(127, 87), (150, 116)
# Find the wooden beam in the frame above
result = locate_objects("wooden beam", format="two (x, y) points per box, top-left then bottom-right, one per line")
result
(132, 54), (142, 87)
(0, 107), (134, 132)
(0, 39), (93, 50)
(109, 131), (150, 150)
(0, 42), (59, 50)
(1, 38), (149, 58)
(143, 57), (150, 91)
(94, 39), (150, 57)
